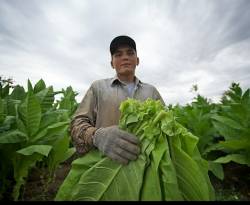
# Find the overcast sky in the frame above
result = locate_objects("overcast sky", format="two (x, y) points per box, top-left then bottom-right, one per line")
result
(1, 0), (250, 105)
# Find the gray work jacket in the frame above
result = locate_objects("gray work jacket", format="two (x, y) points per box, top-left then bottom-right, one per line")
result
(70, 75), (165, 155)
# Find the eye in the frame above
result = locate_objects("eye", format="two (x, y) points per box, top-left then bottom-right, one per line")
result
(127, 50), (135, 56)
(114, 52), (122, 57)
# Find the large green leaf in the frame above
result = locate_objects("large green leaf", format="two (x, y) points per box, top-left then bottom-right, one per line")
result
(71, 156), (146, 201)
(159, 147), (183, 200)
(170, 143), (211, 200)
(39, 110), (68, 130)
(16, 144), (52, 156)
(33, 79), (46, 93)
(212, 121), (239, 140)
(211, 115), (244, 130)
(208, 161), (224, 180)
(35, 86), (55, 113)
(214, 154), (250, 165)
(140, 134), (173, 201)
(0, 97), (4, 123)
(55, 150), (102, 200)
(47, 134), (75, 175)
(16, 118), (27, 134)
(242, 89), (250, 103)
(218, 138), (250, 151)
(19, 94), (41, 137)
(0, 130), (28, 144)
(10, 85), (26, 101)
(6, 99), (21, 117)
(27, 79), (33, 94)
(30, 121), (69, 143)
(59, 147), (76, 164)
(1, 84), (9, 98)
(0, 116), (15, 133)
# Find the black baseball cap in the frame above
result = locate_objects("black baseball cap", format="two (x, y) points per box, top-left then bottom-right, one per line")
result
(110, 35), (136, 55)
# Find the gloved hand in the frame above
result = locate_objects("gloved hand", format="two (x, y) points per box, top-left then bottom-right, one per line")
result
(93, 125), (140, 165)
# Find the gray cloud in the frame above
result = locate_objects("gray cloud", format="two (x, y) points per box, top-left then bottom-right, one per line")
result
(0, 0), (250, 105)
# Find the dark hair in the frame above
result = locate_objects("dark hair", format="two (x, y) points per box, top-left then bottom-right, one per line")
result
(110, 35), (136, 55)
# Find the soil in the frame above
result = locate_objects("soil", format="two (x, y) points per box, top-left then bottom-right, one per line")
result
(21, 163), (71, 201)
(18, 160), (250, 201)
(20, 154), (78, 201)
(210, 162), (250, 201)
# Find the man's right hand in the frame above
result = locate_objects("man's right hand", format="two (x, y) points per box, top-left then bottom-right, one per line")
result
(93, 125), (140, 165)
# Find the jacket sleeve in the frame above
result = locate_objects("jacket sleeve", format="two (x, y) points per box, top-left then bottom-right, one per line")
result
(70, 84), (98, 155)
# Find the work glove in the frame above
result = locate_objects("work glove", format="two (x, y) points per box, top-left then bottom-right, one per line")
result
(93, 125), (140, 165)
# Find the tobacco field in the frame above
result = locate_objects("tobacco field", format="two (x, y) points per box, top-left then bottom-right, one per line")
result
(0, 77), (249, 201)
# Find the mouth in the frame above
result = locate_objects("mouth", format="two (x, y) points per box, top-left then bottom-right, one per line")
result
(121, 63), (131, 67)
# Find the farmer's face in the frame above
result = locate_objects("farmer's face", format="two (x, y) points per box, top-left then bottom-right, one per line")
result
(111, 46), (139, 76)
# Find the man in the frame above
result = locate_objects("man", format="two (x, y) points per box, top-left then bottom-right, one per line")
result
(71, 35), (165, 165)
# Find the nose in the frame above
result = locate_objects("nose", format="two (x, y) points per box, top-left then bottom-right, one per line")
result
(121, 53), (129, 60)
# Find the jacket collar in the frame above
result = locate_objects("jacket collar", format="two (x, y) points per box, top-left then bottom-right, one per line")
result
(110, 75), (142, 87)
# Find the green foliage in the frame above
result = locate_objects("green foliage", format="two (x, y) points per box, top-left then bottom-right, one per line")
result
(0, 77), (14, 98)
(56, 99), (214, 201)
(171, 95), (218, 153)
(170, 95), (224, 179)
(170, 82), (250, 181)
(55, 86), (78, 116)
(0, 78), (77, 200)
(1, 77), (249, 201)
(208, 83), (250, 166)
